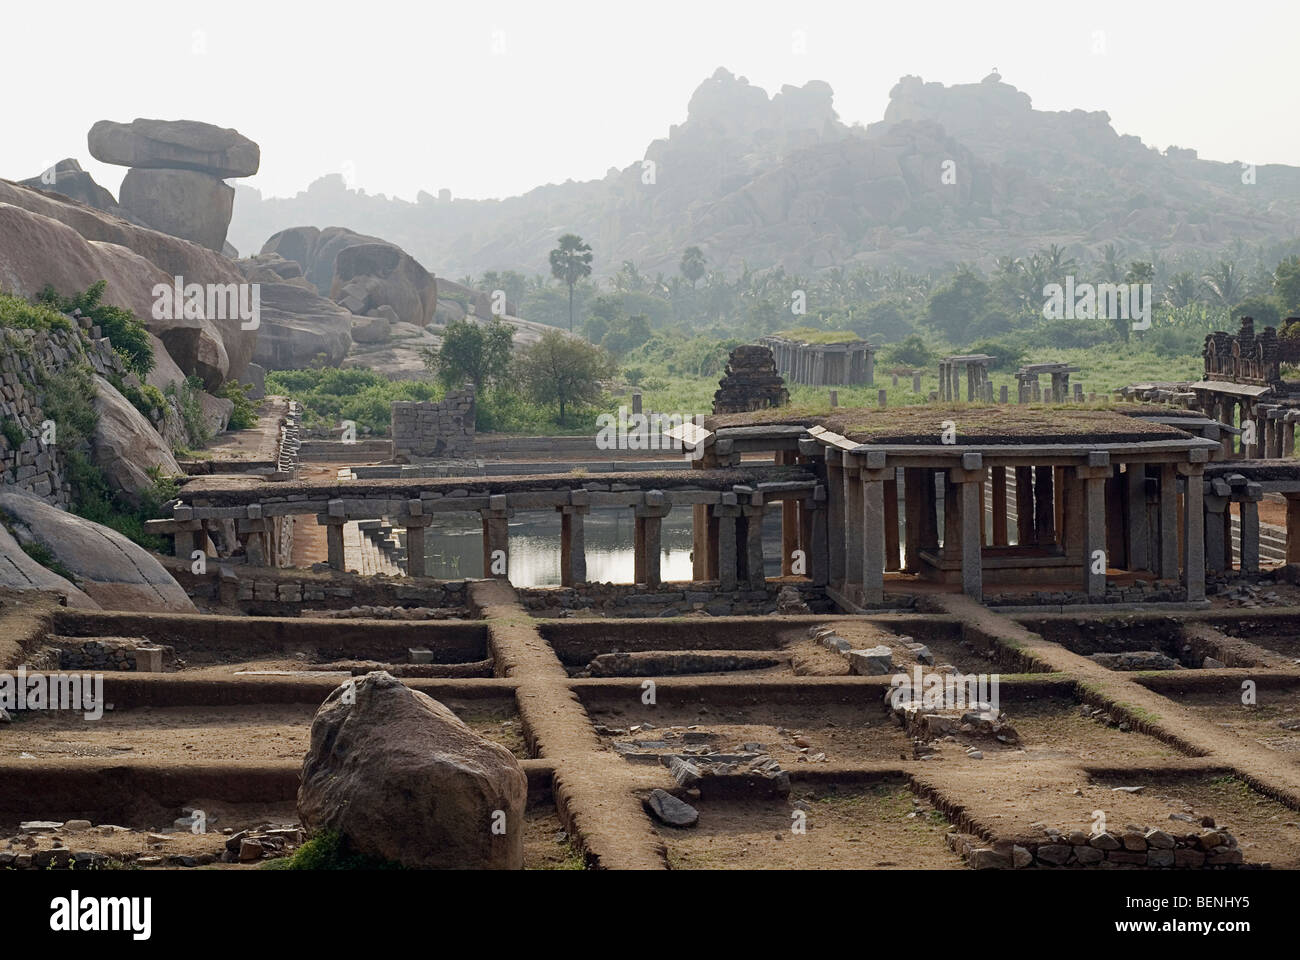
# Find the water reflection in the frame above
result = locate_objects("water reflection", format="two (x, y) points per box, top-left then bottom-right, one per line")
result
(408, 506), (785, 586)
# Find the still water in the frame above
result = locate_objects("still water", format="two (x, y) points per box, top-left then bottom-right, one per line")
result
(407, 506), (786, 586)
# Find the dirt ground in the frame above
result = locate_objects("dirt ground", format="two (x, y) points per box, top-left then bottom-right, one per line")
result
(1177, 687), (1300, 764)
(1, 702), (527, 762)
(656, 781), (965, 869)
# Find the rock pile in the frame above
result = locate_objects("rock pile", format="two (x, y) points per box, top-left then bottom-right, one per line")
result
(55, 637), (166, 672)
(88, 118), (260, 251)
(952, 820), (1255, 869)
(712, 345), (789, 414)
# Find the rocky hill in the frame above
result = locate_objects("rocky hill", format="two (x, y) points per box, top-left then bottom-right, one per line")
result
(227, 69), (1300, 279)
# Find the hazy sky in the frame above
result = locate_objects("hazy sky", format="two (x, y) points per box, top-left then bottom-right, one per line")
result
(6, 0), (1298, 201)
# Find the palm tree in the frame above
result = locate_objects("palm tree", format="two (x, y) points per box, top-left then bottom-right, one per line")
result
(680, 246), (707, 289)
(1201, 261), (1243, 309)
(548, 234), (593, 332)
(1124, 261), (1155, 286)
(1163, 272), (1198, 308)
(1098, 244), (1124, 284)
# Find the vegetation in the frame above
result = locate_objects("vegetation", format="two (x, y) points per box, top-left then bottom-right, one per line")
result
(17, 539), (77, 583)
(548, 233), (593, 332)
(422, 316), (514, 391)
(515, 330), (616, 424)
(0, 291), (73, 334)
(265, 368), (441, 436)
(168, 376), (211, 448)
(38, 281), (153, 378)
(216, 379), (259, 430)
(1, 417), (23, 450)
(262, 831), (404, 871)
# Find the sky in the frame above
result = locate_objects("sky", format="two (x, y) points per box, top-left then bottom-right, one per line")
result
(5, 0), (1299, 202)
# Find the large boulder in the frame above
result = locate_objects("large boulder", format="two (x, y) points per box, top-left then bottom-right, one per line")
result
(331, 242), (438, 327)
(88, 118), (260, 179)
(0, 179), (256, 382)
(0, 492), (196, 613)
(298, 672), (526, 869)
(0, 522), (99, 609)
(118, 167), (235, 252)
(251, 281), (353, 369)
(91, 376), (183, 501)
(19, 159), (141, 223)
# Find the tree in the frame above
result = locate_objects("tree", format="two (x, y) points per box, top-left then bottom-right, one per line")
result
(680, 246), (707, 288)
(516, 330), (615, 424)
(1124, 261), (1155, 286)
(549, 234), (593, 332)
(923, 265), (992, 340)
(1163, 272), (1198, 308)
(422, 316), (514, 391)
(1230, 296), (1282, 328)
(1275, 256), (1300, 316)
(1098, 244), (1124, 284)
(1201, 261), (1243, 308)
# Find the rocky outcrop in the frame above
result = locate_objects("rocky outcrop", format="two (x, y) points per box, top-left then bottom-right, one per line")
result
(88, 119), (260, 178)
(118, 168), (234, 253)
(0, 523), (99, 609)
(331, 242), (437, 327)
(91, 376), (183, 501)
(19, 159), (141, 223)
(0, 492), (196, 613)
(88, 118), (259, 252)
(250, 281), (353, 369)
(0, 179), (256, 383)
(261, 226), (438, 327)
(298, 671), (526, 869)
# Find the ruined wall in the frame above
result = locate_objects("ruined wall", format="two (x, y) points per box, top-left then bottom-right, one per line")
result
(391, 385), (475, 460)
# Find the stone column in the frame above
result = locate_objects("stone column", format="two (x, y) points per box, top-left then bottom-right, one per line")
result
(950, 458), (984, 599)
(741, 503), (766, 590)
(781, 470), (800, 577)
(1286, 493), (1300, 565)
(1181, 465), (1205, 601)
(323, 520), (346, 571)
(1239, 482), (1263, 575)
(1126, 464), (1149, 572)
(903, 467), (926, 573)
(1034, 465), (1055, 545)
(843, 453), (864, 600)
(481, 496), (512, 580)
(1015, 466), (1036, 544)
(883, 471), (900, 571)
(990, 467), (1008, 546)
(634, 491), (669, 587)
(1284, 411), (1298, 458)
(1203, 484), (1228, 576)
(404, 521), (429, 578)
(827, 455), (846, 584)
(861, 461), (887, 605)
(558, 504), (589, 586)
(1158, 463), (1179, 579)
(713, 499), (740, 591)
(1220, 397), (1236, 458)
(808, 488), (829, 586)
(1079, 461), (1110, 598)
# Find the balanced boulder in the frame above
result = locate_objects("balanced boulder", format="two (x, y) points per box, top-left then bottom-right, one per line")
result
(298, 671), (527, 869)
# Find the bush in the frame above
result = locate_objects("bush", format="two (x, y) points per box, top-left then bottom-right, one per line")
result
(0, 292), (73, 334)
(18, 539), (77, 583)
(966, 337), (1026, 372)
(883, 334), (936, 368)
(1, 418), (23, 450)
(217, 379), (258, 430)
(265, 368), (441, 436)
(168, 376), (211, 448)
(38, 281), (153, 378)
(265, 831), (404, 871)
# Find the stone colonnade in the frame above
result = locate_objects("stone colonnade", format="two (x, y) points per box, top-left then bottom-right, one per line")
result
(761, 337), (873, 387)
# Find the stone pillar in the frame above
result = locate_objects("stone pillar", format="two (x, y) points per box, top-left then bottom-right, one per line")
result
(1015, 466), (1036, 545)
(903, 467), (926, 573)
(634, 512), (663, 587)
(843, 454), (864, 600)
(809, 489), (829, 586)
(827, 456), (846, 584)
(1034, 465), (1055, 545)
(950, 461), (984, 599)
(1126, 464), (1149, 572)
(1239, 483), (1262, 575)
(741, 503), (766, 590)
(1286, 494), (1300, 565)
(713, 500), (740, 591)
(1181, 465), (1205, 601)
(1080, 463), (1109, 598)
(1284, 411), (1298, 458)
(1203, 486), (1228, 576)
(862, 466), (887, 605)
(481, 497), (511, 580)
(991, 467), (1008, 546)
(1158, 464), (1179, 579)
(883, 472), (900, 571)
(559, 505), (589, 586)
(405, 521), (429, 578)
(324, 520), (346, 572)
(778, 453), (800, 576)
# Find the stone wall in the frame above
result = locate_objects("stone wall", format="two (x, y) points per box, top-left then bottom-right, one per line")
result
(391, 385), (475, 460)
(949, 823), (1253, 869)
(518, 581), (832, 618)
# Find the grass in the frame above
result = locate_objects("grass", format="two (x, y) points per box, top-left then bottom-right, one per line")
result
(0, 291), (73, 334)
(17, 538), (78, 583)
(774, 327), (865, 345)
(261, 830), (404, 870)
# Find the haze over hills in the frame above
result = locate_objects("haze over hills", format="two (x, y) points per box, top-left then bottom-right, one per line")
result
(228, 68), (1300, 279)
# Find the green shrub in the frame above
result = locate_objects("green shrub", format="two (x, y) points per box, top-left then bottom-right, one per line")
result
(264, 831), (404, 871)
(216, 379), (258, 430)
(0, 292), (73, 333)
(38, 282), (153, 378)
(168, 376), (211, 448)
(1, 418), (23, 449)
(18, 539), (77, 583)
